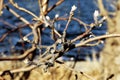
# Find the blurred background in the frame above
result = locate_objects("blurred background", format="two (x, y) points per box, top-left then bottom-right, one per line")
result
(0, 0), (116, 60)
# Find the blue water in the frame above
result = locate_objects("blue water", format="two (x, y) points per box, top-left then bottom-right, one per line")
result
(0, 0), (114, 60)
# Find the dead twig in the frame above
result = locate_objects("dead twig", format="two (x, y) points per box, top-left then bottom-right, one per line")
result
(0, 45), (36, 61)
(4, 5), (30, 26)
(45, 0), (64, 15)
(75, 34), (120, 47)
(0, 0), (3, 15)
(9, 0), (39, 19)
(63, 5), (77, 42)
(0, 23), (29, 42)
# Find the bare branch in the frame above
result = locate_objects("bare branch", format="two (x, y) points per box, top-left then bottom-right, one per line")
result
(38, 0), (49, 16)
(0, 0), (3, 15)
(9, 0), (39, 19)
(4, 5), (30, 26)
(0, 45), (36, 61)
(45, 0), (64, 15)
(75, 34), (120, 47)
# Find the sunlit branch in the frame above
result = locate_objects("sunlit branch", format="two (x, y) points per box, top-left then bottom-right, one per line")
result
(9, 0), (39, 19)
(75, 34), (120, 47)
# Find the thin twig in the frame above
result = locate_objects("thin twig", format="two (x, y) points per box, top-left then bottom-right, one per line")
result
(83, 40), (102, 47)
(0, 19), (16, 29)
(4, 5), (31, 26)
(75, 34), (120, 47)
(71, 16), (106, 43)
(0, 45), (36, 61)
(57, 17), (88, 28)
(71, 28), (92, 43)
(44, 0), (64, 15)
(9, 0), (39, 19)
(0, 23), (29, 42)
(62, 63), (96, 80)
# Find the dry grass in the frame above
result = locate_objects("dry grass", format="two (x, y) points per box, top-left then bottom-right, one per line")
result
(0, 51), (120, 80)
(0, 53), (119, 80)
